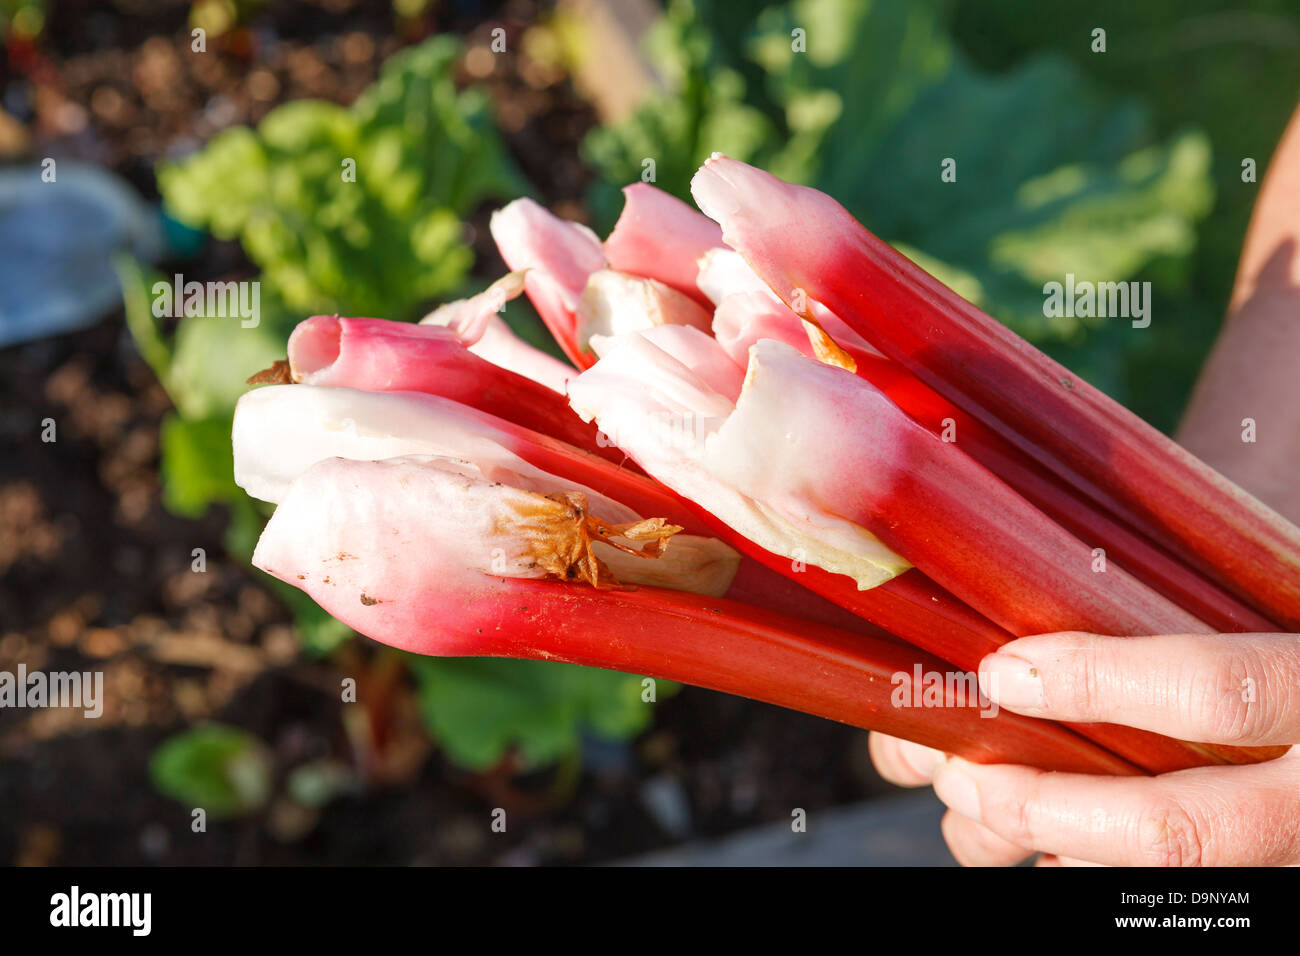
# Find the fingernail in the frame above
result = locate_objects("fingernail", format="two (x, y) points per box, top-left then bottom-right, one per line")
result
(933, 761), (982, 822)
(980, 652), (1044, 710)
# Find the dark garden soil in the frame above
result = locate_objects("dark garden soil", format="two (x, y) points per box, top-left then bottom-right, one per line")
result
(0, 0), (895, 865)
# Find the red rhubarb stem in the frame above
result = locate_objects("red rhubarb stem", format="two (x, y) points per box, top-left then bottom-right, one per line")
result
(677, 505), (1261, 775)
(849, 352), (1281, 634)
(693, 157), (1300, 629)
(486, 582), (1146, 776)
(371, 576), (1145, 775)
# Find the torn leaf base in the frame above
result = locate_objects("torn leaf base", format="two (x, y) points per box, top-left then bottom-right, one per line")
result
(246, 359), (295, 386)
(519, 490), (682, 590)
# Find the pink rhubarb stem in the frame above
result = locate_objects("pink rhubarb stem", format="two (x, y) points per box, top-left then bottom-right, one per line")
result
(603, 183), (725, 306)
(285, 314), (623, 467)
(419, 272), (576, 394)
(234, 383), (884, 639)
(749, 343), (1213, 639)
(490, 198), (605, 368)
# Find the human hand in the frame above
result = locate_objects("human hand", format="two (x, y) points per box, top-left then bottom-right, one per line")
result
(870, 631), (1300, 866)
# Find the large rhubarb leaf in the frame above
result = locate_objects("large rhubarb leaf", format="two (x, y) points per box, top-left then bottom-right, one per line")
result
(949, 0), (1300, 432)
(787, 54), (1211, 349)
(752, 0), (1213, 348)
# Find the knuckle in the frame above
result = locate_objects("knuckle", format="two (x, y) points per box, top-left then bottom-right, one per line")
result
(1052, 640), (1108, 719)
(985, 781), (1038, 848)
(1135, 801), (1209, 867)
(1078, 645), (1106, 718)
(1255, 645), (1300, 743)
(1197, 647), (1271, 744)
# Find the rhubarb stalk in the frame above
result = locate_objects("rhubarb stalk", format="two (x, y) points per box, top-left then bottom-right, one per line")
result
(278, 314), (620, 465)
(575, 270), (714, 356)
(419, 272), (576, 394)
(602, 183), (725, 305)
(251, 453), (1139, 776)
(571, 333), (1209, 639)
(490, 198), (604, 367)
(569, 331), (1283, 772)
(691, 155), (1300, 629)
(712, 291), (1280, 633)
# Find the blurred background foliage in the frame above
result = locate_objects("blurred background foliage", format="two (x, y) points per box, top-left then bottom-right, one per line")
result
(585, 0), (1219, 411)
(96, 0), (1300, 801)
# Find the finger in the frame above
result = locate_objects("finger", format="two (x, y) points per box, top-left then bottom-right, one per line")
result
(978, 631), (1300, 746)
(940, 810), (1033, 867)
(867, 732), (943, 787)
(932, 753), (1300, 866)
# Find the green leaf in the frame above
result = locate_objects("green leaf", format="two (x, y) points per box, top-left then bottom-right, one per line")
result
(168, 310), (291, 420)
(810, 50), (1213, 342)
(752, 0), (953, 182)
(156, 34), (527, 320)
(353, 35), (530, 214)
(158, 413), (240, 519)
(116, 255), (173, 385)
(150, 724), (272, 818)
(157, 126), (270, 239)
(409, 657), (675, 770)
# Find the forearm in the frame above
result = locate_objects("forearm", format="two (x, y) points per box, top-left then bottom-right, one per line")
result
(1178, 106), (1300, 524)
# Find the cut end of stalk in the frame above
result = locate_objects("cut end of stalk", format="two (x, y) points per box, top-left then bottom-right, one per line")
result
(570, 334), (911, 591)
(287, 314), (345, 382)
(575, 269), (713, 355)
(692, 157), (856, 374)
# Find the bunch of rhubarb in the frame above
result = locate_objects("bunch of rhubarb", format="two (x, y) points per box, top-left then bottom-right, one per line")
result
(234, 160), (1300, 776)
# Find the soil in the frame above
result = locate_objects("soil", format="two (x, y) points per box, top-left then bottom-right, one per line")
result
(0, 0), (895, 865)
